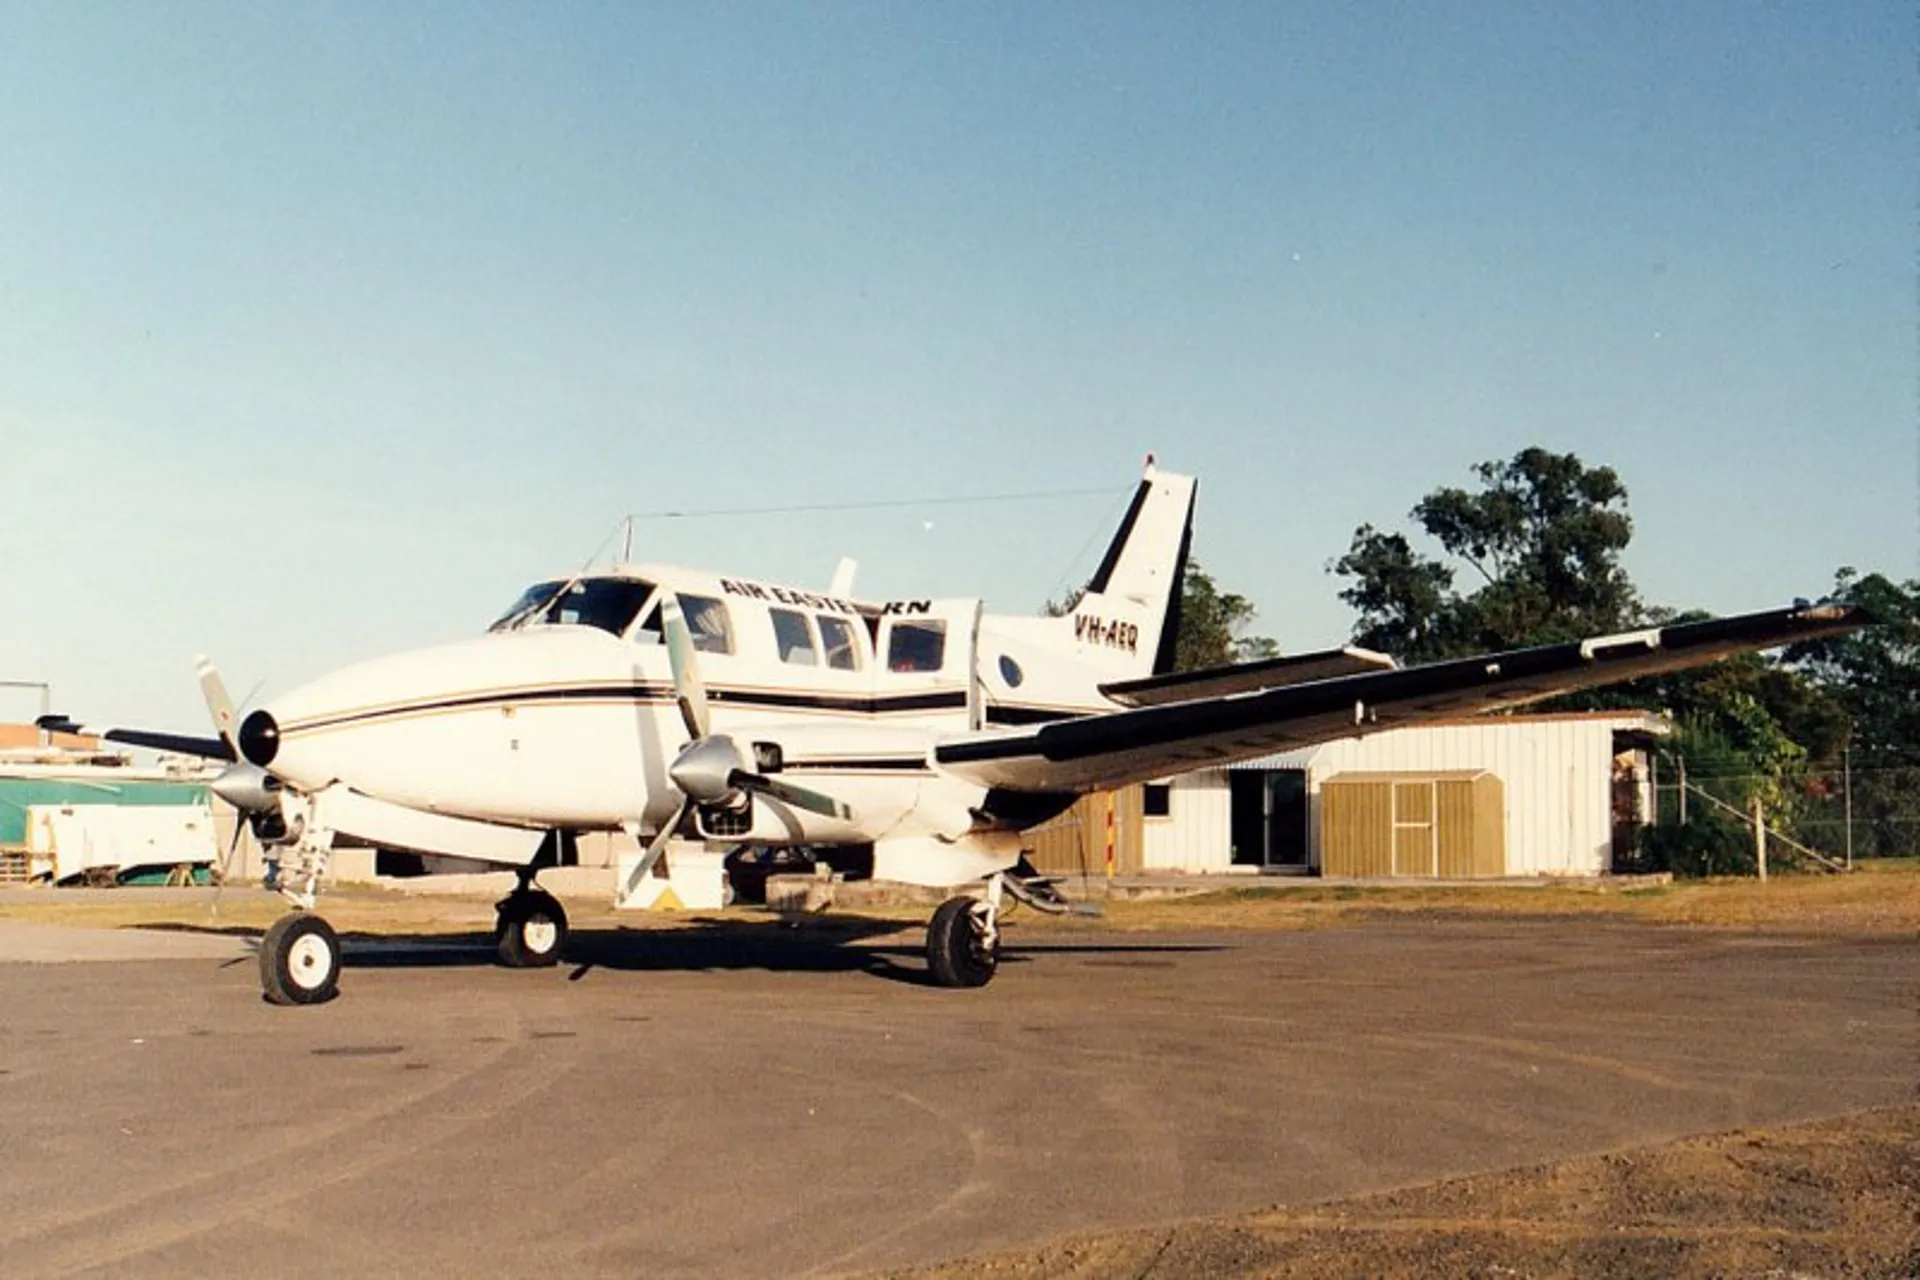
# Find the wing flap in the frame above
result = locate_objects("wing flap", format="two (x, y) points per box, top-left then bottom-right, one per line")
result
(937, 603), (1869, 793)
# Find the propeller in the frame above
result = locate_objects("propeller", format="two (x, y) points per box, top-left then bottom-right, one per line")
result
(622, 600), (852, 899)
(196, 657), (281, 909)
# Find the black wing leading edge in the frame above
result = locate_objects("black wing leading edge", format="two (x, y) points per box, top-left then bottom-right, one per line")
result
(937, 603), (1871, 793)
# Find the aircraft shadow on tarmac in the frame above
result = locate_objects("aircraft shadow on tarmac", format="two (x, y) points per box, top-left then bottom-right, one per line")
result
(362, 920), (1229, 987)
(126, 917), (1229, 987)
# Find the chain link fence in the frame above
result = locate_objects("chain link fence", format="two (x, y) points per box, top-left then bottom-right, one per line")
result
(1645, 762), (1920, 873)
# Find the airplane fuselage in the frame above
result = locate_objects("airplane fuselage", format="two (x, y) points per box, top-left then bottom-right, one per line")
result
(237, 562), (1145, 871)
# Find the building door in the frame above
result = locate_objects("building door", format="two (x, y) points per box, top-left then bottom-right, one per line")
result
(1265, 771), (1309, 867)
(1229, 770), (1310, 868)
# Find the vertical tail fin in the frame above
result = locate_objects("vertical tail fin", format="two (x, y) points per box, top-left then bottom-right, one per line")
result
(1069, 461), (1196, 677)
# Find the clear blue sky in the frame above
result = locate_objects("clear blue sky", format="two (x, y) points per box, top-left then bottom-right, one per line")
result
(1, 1), (1911, 731)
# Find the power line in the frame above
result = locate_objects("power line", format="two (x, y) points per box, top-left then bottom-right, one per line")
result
(625, 484), (1122, 522)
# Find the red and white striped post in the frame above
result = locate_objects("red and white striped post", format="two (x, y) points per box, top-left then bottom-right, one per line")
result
(1103, 793), (1116, 882)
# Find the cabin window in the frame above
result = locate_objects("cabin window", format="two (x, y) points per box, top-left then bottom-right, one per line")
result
(770, 608), (818, 665)
(818, 615), (863, 671)
(1143, 783), (1172, 818)
(630, 601), (663, 645)
(489, 578), (654, 636)
(887, 620), (946, 673)
(678, 594), (734, 655)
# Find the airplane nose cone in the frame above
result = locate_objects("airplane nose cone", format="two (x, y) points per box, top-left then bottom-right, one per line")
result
(238, 709), (280, 768)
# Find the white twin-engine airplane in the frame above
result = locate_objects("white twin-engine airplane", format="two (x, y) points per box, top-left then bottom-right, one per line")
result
(47, 461), (1867, 1005)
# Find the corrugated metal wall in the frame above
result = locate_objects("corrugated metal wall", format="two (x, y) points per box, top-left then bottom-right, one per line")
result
(1267, 720), (1620, 875)
(1322, 779), (1393, 877)
(1141, 772), (1232, 871)
(1026, 787), (1145, 876)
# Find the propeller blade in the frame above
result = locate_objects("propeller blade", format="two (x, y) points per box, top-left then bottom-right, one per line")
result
(208, 810), (249, 920)
(195, 656), (241, 754)
(730, 770), (853, 822)
(660, 597), (710, 741)
(622, 797), (695, 900)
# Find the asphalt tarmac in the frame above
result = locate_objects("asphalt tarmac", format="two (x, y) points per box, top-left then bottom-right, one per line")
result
(0, 915), (1911, 1278)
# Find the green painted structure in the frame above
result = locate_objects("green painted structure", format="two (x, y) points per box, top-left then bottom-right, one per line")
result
(0, 777), (212, 847)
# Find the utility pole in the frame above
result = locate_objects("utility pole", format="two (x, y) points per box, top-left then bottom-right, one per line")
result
(1751, 794), (1767, 882)
(1677, 756), (1688, 824)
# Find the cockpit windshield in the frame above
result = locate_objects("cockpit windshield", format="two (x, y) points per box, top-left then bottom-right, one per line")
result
(489, 578), (656, 636)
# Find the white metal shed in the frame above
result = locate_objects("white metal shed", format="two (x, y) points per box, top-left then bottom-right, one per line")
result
(1139, 711), (1668, 877)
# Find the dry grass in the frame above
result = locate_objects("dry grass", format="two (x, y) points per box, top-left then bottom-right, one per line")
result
(1034, 858), (1920, 935)
(881, 1105), (1920, 1279)
(1, 861), (1915, 939)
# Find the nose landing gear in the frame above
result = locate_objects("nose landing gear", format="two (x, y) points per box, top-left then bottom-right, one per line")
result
(259, 806), (344, 1006)
(260, 912), (342, 1005)
(495, 883), (569, 968)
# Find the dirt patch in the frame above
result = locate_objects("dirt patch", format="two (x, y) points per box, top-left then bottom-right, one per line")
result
(879, 1106), (1920, 1279)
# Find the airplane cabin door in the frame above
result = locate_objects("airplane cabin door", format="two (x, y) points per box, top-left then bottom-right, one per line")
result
(871, 599), (984, 730)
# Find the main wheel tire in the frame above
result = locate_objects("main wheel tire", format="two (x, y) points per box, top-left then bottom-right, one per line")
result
(496, 890), (569, 968)
(260, 913), (341, 1006)
(926, 896), (998, 988)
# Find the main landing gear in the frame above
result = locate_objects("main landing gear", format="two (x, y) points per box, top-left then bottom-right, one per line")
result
(926, 873), (1004, 989)
(923, 860), (1092, 989)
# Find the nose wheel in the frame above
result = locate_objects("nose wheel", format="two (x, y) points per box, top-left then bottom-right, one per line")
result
(495, 889), (569, 967)
(260, 913), (342, 1006)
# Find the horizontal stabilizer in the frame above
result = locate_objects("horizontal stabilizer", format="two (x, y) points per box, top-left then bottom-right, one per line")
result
(1100, 647), (1398, 708)
(35, 715), (235, 761)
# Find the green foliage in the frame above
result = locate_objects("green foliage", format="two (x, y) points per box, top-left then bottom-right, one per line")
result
(1642, 816), (1754, 878)
(1330, 447), (1875, 848)
(1787, 570), (1920, 765)
(1332, 447), (1641, 662)
(1785, 571), (1920, 857)
(1172, 557), (1280, 671)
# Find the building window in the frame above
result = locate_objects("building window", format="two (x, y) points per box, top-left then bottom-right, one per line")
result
(1143, 783), (1172, 818)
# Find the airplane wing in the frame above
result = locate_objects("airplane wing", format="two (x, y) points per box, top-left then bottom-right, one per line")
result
(938, 603), (1870, 793)
(34, 716), (234, 761)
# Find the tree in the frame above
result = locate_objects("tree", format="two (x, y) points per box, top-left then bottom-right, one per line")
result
(1332, 447), (1640, 661)
(1171, 557), (1280, 670)
(1786, 569), (1920, 856)
(1331, 447), (1868, 866)
(1787, 569), (1920, 765)
(1048, 555), (1278, 671)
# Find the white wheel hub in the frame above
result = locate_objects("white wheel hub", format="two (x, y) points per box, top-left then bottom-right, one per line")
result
(523, 916), (559, 955)
(287, 932), (335, 990)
